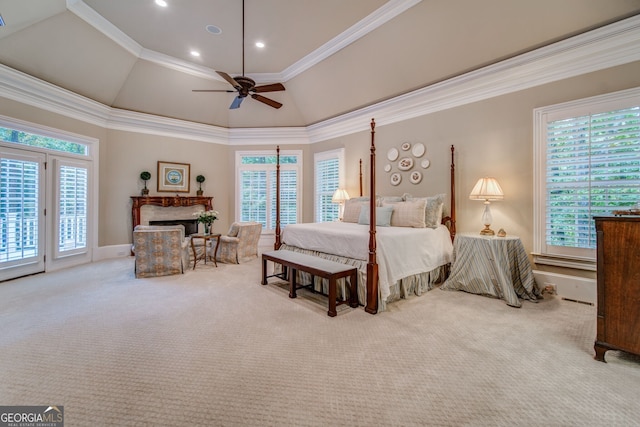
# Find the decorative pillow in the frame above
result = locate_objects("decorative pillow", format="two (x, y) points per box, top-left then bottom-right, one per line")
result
(383, 199), (427, 228)
(425, 194), (446, 228)
(347, 196), (370, 204)
(404, 193), (446, 228)
(378, 196), (403, 206)
(358, 205), (394, 227)
(343, 201), (367, 223)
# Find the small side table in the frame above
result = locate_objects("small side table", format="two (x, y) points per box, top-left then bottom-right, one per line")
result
(190, 233), (221, 269)
(441, 233), (541, 307)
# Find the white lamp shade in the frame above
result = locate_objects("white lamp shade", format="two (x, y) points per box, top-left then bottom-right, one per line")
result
(469, 177), (504, 201)
(332, 188), (350, 203)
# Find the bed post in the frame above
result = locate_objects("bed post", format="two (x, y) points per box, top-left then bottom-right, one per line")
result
(274, 145), (282, 250)
(365, 119), (379, 315)
(359, 158), (363, 197)
(449, 145), (456, 241)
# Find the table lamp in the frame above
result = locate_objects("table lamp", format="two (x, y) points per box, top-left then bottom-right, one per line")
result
(331, 188), (350, 221)
(469, 177), (504, 235)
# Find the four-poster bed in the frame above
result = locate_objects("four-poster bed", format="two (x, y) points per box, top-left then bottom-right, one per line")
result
(273, 119), (457, 314)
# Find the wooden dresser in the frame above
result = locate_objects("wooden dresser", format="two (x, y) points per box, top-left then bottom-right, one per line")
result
(594, 216), (640, 362)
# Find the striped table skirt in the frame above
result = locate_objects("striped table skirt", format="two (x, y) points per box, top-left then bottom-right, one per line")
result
(441, 233), (541, 307)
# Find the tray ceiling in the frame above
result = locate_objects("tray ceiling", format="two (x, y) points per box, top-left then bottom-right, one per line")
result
(0, 0), (639, 128)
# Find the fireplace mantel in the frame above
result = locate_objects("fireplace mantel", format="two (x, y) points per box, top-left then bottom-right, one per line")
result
(131, 196), (213, 229)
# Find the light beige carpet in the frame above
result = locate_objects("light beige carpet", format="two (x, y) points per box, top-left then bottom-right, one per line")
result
(0, 254), (639, 426)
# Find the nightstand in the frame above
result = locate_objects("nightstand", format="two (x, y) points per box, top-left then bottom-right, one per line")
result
(441, 233), (541, 307)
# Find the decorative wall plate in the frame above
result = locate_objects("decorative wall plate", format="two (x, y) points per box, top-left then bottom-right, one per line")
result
(412, 143), (425, 158)
(398, 157), (414, 171)
(421, 159), (430, 169)
(410, 171), (423, 184)
(401, 142), (411, 151)
(387, 147), (399, 161)
(390, 172), (402, 186)
(384, 164), (391, 172)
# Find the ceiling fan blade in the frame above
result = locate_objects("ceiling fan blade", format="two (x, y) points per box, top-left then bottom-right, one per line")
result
(230, 96), (244, 109)
(192, 89), (235, 93)
(252, 83), (285, 93)
(217, 71), (241, 89)
(251, 94), (283, 109)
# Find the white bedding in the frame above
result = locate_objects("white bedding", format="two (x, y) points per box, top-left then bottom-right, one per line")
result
(281, 222), (453, 301)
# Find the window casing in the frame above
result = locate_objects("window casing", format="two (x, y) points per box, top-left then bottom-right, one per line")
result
(236, 150), (302, 233)
(314, 148), (345, 222)
(533, 87), (640, 270)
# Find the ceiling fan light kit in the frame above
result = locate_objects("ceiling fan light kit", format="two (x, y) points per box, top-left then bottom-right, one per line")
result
(192, 0), (285, 110)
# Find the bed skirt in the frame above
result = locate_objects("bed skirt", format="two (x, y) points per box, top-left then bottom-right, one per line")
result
(278, 244), (449, 312)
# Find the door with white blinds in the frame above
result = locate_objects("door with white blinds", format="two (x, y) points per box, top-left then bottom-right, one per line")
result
(54, 158), (88, 258)
(239, 169), (267, 225)
(269, 169), (298, 229)
(0, 147), (46, 280)
(237, 150), (301, 233)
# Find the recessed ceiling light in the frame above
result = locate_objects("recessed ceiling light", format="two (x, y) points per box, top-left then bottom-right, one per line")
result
(155, 0), (168, 7)
(206, 24), (222, 35)
(255, 42), (265, 48)
(190, 51), (200, 57)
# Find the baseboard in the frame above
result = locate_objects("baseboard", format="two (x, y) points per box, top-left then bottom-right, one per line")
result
(532, 270), (596, 304)
(93, 244), (132, 261)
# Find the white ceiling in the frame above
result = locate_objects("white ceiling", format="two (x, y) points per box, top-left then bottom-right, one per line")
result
(0, 0), (639, 129)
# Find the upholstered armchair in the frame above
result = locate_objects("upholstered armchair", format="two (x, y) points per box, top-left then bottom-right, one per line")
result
(132, 225), (190, 278)
(208, 222), (262, 264)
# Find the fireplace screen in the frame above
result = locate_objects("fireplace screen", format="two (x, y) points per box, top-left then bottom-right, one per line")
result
(149, 219), (199, 236)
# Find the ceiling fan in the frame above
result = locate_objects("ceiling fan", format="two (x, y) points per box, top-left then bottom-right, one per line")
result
(192, 0), (285, 109)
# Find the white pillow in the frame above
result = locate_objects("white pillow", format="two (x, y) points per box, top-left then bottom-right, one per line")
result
(382, 199), (427, 228)
(378, 196), (403, 206)
(343, 201), (367, 223)
(404, 193), (446, 228)
(358, 205), (394, 227)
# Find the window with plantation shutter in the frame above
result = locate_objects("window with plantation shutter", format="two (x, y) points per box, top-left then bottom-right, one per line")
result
(239, 170), (267, 225)
(57, 162), (88, 254)
(236, 150), (302, 232)
(270, 169), (298, 228)
(0, 156), (40, 262)
(534, 87), (640, 269)
(314, 149), (344, 222)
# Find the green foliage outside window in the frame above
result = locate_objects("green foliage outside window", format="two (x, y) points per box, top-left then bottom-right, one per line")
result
(0, 128), (87, 155)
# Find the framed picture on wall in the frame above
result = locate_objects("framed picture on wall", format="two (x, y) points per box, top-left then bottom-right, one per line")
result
(157, 161), (190, 193)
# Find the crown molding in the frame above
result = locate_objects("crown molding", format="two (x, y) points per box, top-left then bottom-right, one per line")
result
(307, 14), (640, 142)
(228, 127), (310, 146)
(0, 63), (111, 127)
(1, 15), (639, 146)
(138, 49), (223, 82)
(66, 0), (142, 57)
(107, 109), (229, 144)
(66, 0), (227, 83)
(66, 0), (421, 85)
(280, 0), (422, 81)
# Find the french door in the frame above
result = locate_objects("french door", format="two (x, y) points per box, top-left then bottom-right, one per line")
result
(0, 147), (46, 280)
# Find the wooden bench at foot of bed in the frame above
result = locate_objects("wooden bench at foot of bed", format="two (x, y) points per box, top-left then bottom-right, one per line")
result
(261, 250), (359, 317)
